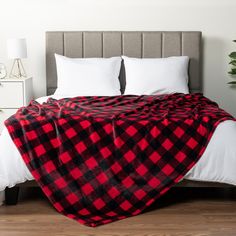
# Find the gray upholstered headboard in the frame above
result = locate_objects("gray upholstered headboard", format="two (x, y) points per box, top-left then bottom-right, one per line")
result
(46, 31), (202, 95)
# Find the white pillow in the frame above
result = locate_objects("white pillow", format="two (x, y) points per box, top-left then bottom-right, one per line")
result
(54, 54), (122, 96)
(123, 56), (189, 95)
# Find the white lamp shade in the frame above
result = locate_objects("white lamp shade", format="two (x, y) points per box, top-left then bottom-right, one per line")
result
(7, 38), (27, 59)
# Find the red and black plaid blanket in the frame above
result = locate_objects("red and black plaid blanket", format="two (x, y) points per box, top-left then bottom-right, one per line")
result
(5, 93), (235, 227)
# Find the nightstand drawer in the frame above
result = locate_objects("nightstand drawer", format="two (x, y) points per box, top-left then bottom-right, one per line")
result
(0, 109), (18, 133)
(0, 82), (24, 108)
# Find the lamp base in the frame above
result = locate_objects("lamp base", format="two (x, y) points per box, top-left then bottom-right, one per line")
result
(9, 59), (27, 79)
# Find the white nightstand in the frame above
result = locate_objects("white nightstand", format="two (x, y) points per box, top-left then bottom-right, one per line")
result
(0, 77), (33, 133)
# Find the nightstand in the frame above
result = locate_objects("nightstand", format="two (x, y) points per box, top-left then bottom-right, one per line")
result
(0, 77), (33, 133)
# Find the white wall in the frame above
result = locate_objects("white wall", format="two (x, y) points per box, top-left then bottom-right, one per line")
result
(0, 0), (235, 116)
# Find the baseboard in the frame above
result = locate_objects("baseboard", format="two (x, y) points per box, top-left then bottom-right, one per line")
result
(0, 191), (5, 206)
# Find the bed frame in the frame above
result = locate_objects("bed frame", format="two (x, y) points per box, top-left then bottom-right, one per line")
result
(5, 31), (234, 205)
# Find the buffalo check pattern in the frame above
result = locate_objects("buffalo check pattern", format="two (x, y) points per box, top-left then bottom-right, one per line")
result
(5, 93), (235, 227)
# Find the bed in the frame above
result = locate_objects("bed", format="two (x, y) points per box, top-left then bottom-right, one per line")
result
(2, 31), (236, 208)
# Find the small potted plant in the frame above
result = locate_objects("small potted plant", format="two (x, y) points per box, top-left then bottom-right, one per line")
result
(228, 40), (236, 84)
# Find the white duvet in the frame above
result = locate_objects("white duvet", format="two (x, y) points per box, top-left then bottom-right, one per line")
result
(0, 95), (236, 191)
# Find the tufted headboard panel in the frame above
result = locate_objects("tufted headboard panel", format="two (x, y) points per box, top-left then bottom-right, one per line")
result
(46, 31), (202, 95)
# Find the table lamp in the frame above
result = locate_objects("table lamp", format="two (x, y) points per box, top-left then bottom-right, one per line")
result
(7, 38), (27, 78)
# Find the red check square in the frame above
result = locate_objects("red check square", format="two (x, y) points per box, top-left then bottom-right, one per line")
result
(85, 157), (98, 169)
(42, 123), (54, 133)
(79, 208), (90, 216)
(175, 151), (186, 162)
(55, 177), (67, 188)
(50, 138), (61, 148)
(174, 127), (185, 138)
(106, 211), (117, 217)
(122, 176), (134, 188)
(120, 200), (132, 211)
(70, 168), (82, 179)
(136, 164), (148, 176)
(60, 152), (72, 164)
(93, 198), (105, 210)
(82, 183), (94, 195)
(35, 144), (46, 156)
(26, 130), (37, 140)
(162, 139), (173, 150)
(103, 123), (112, 134)
(134, 189), (146, 200)
(65, 128), (77, 138)
(137, 139), (149, 151)
(80, 120), (91, 129)
(42, 186), (52, 196)
(31, 170), (40, 180)
(111, 162), (122, 174)
(44, 160), (56, 173)
(149, 152), (161, 164)
(54, 202), (63, 212)
(162, 164), (174, 175)
(126, 126), (137, 136)
(100, 147), (111, 158)
(114, 137), (124, 148)
(150, 126), (161, 138)
(97, 173), (108, 184)
(66, 193), (78, 205)
(91, 216), (102, 221)
(124, 150), (135, 163)
(14, 138), (22, 147)
(58, 118), (67, 125)
(90, 132), (100, 142)
(108, 187), (120, 198)
(75, 141), (87, 153)
(148, 177), (160, 188)
(187, 138), (198, 149)
(197, 124), (207, 135)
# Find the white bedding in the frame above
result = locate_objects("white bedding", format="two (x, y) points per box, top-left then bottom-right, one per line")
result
(0, 95), (236, 191)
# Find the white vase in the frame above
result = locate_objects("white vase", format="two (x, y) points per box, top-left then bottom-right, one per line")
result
(0, 191), (4, 206)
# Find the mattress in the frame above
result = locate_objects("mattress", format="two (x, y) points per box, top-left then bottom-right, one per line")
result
(0, 95), (236, 191)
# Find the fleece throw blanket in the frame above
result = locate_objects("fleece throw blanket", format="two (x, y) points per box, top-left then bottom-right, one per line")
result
(5, 93), (235, 227)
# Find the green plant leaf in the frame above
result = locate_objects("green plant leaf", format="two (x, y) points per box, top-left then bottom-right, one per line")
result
(228, 68), (236, 75)
(229, 60), (236, 66)
(229, 52), (236, 59)
(228, 81), (236, 84)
